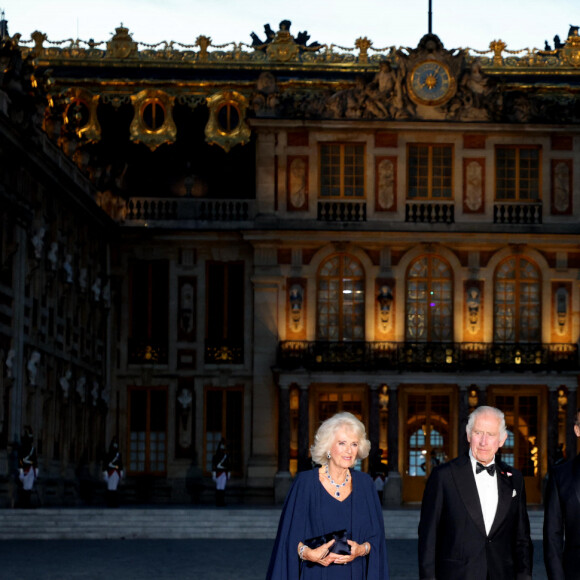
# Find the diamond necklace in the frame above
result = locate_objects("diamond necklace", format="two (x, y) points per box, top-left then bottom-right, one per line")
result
(325, 464), (349, 498)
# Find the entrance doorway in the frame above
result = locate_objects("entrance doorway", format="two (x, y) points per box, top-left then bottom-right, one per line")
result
(127, 386), (168, 475)
(489, 386), (546, 503)
(401, 386), (457, 502)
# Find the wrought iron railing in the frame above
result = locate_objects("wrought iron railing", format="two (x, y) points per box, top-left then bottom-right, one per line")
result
(128, 339), (168, 365)
(277, 341), (579, 372)
(205, 340), (244, 364)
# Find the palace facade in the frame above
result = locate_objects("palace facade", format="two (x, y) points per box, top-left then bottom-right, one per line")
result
(1, 18), (580, 506)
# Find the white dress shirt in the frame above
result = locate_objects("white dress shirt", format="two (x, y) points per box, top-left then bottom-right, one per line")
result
(469, 449), (498, 535)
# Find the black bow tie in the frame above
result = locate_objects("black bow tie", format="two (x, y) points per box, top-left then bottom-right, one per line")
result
(476, 462), (495, 476)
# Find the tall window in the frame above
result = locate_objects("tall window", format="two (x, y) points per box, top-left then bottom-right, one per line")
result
(406, 255), (453, 341)
(204, 387), (243, 476)
(206, 261), (244, 363)
(494, 256), (541, 342)
(317, 254), (365, 341)
(495, 146), (540, 201)
(128, 260), (169, 364)
(320, 144), (365, 198)
(408, 144), (453, 199)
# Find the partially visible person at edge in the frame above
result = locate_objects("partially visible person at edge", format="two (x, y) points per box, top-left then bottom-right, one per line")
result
(18, 427), (38, 508)
(211, 438), (231, 507)
(103, 436), (123, 507)
(266, 411), (390, 579)
(543, 407), (580, 580)
(418, 405), (533, 580)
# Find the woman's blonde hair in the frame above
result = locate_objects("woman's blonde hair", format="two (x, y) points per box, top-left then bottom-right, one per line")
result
(310, 412), (371, 465)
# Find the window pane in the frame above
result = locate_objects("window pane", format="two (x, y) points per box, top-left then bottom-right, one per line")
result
(406, 256), (453, 342)
(317, 254), (365, 341)
(320, 144), (364, 197)
(494, 257), (541, 342)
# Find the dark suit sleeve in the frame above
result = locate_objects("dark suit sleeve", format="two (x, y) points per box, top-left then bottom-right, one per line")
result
(543, 470), (565, 580)
(513, 472), (534, 580)
(418, 466), (443, 580)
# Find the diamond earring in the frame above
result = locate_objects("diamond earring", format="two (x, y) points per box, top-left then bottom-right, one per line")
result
(327, 452), (331, 459)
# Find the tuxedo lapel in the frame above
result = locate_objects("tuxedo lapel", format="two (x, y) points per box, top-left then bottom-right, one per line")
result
(489, 462), (513, 537)
(451, 455), (486, 537)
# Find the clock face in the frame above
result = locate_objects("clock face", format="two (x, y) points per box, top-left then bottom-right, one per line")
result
(408, 60), (456, 106)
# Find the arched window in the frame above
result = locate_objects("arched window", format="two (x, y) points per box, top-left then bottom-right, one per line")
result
(406, 255), (453, 341)
(317, 254), (365, 341)
(494, 256), (541, 343)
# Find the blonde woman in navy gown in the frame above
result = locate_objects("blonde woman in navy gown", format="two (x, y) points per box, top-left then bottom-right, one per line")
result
(266, 412), (390, 579)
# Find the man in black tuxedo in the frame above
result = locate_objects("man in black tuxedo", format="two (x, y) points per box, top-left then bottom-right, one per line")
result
(418, 405), (533, 580)
(543, 408), (580, 579)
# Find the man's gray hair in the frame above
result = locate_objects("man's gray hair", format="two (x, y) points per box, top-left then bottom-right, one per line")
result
(466, 406), (507, 438)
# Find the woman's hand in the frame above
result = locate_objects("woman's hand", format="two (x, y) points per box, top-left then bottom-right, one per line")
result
(331, 540), (369, 565)
(302, 539), (335, 567)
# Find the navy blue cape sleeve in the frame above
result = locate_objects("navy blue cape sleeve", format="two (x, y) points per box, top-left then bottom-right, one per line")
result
(266, 469), (390, 579)
(266, 470), (312, 579)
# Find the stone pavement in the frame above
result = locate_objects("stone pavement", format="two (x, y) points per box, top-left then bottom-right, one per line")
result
(0, 539), (547, 579)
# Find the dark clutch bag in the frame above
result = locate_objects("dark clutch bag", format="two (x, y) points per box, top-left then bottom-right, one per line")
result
(304, 529), (351, 555)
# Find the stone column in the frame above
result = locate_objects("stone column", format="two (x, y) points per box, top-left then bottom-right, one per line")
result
(457, 383), (470, 457)
(10, 224), (28, 443)
(277, 381), (291, 473)
(368, 383), (381, 471)
(297, 381), (310, 472)
(546, 385), (560, 468)
(248, 272), (281, 490)
(384, 382), (401, 505)
(274, 377), (293, 503)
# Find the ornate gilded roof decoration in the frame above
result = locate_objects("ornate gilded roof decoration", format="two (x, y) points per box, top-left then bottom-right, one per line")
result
(195, 36), (212, 61)
(561, 26), (580, 67)
(106, 24), (138, 59)
(16, 20), (580, 71)
(205, 90), (250, 152)
(355, 37), (373, 64)
(251, 20), (321, 62)
(64, 88), (101, 142)
(130, 89), (177, 151)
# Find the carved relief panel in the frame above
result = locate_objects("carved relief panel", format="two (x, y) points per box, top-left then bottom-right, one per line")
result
(463, 158), (485, 213)
(286, 277), (306, 339)
(375, 278), (395, 338)
(552, 282), (572, 341)
(375, 157), (397, 212)
(464, 280), (483, 341)
(287, 156), (308, 211)
(551, 159), (573, 215)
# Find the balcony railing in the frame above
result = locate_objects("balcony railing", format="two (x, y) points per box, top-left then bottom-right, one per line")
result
(494, 202), (542, 224)
(128, 339), (168, 365)
(405, 202), (454, 224)
(125, 198), (256, 222)
(277, 341), (579, 373)
(205, 340), (244, 364)
(317, 200), (367, 222)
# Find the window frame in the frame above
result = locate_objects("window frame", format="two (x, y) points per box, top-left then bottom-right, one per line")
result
(407, 143), (454, 200)
(319, 143), (366, 199)
(494, 145), (541, 202)
(493, 255), (541, 343)
(405, 254), (454, 342)
(316, 253), (365, 342)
